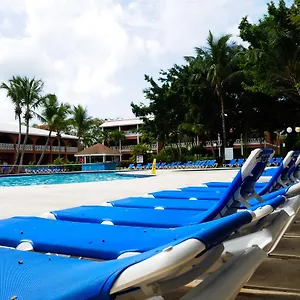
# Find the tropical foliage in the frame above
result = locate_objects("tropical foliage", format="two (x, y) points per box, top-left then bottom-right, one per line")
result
(0, 79), (104, 170)
(132, 0), (300, 157)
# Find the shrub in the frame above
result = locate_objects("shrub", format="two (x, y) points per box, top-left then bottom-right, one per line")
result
(120, 160), (132, 168)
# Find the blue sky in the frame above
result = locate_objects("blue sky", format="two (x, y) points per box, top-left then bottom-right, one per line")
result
(0, 0), (282, 123)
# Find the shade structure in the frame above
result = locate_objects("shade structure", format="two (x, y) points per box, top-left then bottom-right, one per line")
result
(75, 144), (122, 164)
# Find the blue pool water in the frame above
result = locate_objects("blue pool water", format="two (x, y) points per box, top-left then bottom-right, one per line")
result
(0, 172), (145, 187)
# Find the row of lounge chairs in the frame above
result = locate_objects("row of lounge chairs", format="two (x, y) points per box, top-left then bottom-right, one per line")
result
(128, 159), (218, 170)
(225, 156), (283, 168)
(0, 148), (300, 299)
(25, 166), (66, 174)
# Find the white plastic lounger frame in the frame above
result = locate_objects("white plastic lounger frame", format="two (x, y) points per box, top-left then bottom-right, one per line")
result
(223, 193), (300, 255)
(180, 246), (267, 300)
(108, 207), (276, 298)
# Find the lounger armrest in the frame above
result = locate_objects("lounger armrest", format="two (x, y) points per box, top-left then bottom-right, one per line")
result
(110, 239), (205, 295)
(286, 182), (300, 198)
(180, 246), (267, 300)
(249, 206), (273, 222)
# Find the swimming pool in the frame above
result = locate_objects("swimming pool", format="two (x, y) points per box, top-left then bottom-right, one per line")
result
(0, 172), (146, 187)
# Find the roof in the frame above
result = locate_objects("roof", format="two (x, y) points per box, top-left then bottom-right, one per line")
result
(0, 122), (78, 140)
(100, 118), (143, 128)
(75, 144), (122, 156)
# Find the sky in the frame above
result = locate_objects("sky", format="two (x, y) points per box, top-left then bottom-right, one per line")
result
(0, 0), (278, 123)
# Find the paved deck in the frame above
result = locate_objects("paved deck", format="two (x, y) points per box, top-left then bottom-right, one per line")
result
(0, 169), (237, 218)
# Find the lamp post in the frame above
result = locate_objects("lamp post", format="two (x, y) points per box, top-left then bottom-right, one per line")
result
(286, 127), (300, 150)
(286, 126), (300, 133)
(217, 133), (221, 157)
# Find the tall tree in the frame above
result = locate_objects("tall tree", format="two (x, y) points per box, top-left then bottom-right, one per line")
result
(291, 0), (300, 29)
(82, 118), (104, 148)
(109, 130), (126, 150)
(71, 105), (92, 149)
(37, 94), (60, 165)
(17, 77), (44, 169)
(53, 103), (71, 158)
(239, 0), (300, 104)
(0, 76), (23, 172)
(191, 31), (241, 159)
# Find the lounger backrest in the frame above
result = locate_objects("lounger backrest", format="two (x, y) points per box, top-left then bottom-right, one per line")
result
(286, 152), (300, 183)
(230, 159), (236, 165)
(258, 151), (295, 195)
(198, 148), (274, 222)
(292, 155), (300, 180)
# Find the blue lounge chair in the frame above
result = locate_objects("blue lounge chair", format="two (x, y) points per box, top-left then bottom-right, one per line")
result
(224, 159), (237, 167)
(0, 209), (260, 300)
(205, 151), (299, 191)
(236, 158), (245, 167)
(275, 157), (283, 166)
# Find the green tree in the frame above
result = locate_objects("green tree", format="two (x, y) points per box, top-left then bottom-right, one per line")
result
(19, 77), (44, 168)
(190, 31), (241, 159)
(239, 0), (300, 104)
(37, 94), (65, 165)
(53, 103), (71, 158)
(131, 144), (150, 157)
(71, 105), (93, 150)
(291, 0), (300, 28)
(109, 130), (125, 148)
(82, 118), (104, 148)
(0, 76), (24, 172)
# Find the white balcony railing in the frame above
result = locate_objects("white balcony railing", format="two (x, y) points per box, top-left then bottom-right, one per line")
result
(52, 146), (65, 152)
(35, 145), (51, 152)
(234, 138), (264, 145)
(17, 144), (34, 151)
(124, 131), (140, 137)
(66, 147), (78, 152)
(205, 140), (222, 147)
(110, 146), (119, 151)
(0, 143), (77, 153)
(0, 143), (15, 150)
(110, 144), (158, 152)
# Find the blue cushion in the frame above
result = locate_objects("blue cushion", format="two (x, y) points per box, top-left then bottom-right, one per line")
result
(53, 206), (199, 228)
(111, 197), (219, 211)
(0, 212), (252, 260)
(205, 182), (267, 188)
(150, 190), (222, 200)
(0, 247), (151, 300)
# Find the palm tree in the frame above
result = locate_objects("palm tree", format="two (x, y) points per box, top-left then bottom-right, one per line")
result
(53, 103), (71, 158)
(100, 130), (111, 146)
(109, 130), (125, 149)
(82, 118), (104, 148)
(36, 94), (60, 165)
(71, 105), (93, 150)
(0, 76), (23, 172)
(190, 31), (239, 160)
(17, 77), (44, 169)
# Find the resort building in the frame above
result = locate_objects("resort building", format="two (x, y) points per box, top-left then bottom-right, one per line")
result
(0, 122), (78, 165)
(100, 118), (280, 159)
(100, 118), (158, 160)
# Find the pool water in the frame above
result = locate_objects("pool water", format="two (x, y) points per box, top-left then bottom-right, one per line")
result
(0, 172), (144, 187)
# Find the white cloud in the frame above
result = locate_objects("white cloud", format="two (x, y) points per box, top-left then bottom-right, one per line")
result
(0, 0), (272, 122)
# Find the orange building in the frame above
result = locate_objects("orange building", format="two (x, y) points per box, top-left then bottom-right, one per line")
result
(0, 122), (78, 165)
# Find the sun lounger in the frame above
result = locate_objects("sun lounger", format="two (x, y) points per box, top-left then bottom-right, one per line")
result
(0, 210), (262, 299)
(224, 159), (237, 167)
(205, 151), (299, 190)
